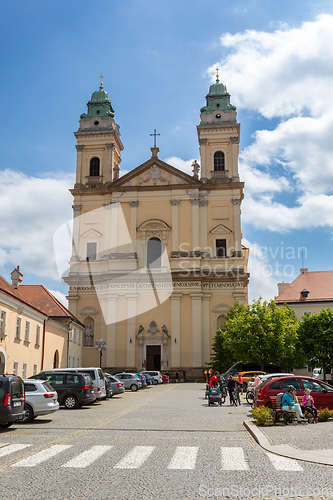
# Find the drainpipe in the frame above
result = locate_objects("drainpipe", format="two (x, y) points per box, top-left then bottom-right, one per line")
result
(67, 320), (73, 368)
(41, 319), (47, 370)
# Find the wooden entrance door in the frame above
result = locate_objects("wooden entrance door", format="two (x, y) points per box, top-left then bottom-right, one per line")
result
(146, 345), (161, 371)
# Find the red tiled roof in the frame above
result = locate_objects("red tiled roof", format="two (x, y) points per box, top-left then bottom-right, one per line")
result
(18, 285), (78, 320)
(0, 276), (47, 316)
(275, 270), (333, 303)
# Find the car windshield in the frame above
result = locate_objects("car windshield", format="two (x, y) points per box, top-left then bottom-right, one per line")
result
(320, 381), (333, 392)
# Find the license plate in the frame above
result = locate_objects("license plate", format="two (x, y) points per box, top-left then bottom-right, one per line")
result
(13, 401), (21, 407)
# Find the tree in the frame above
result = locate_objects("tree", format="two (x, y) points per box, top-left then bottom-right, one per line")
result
(211, 299), (301, 371)
(297, 308), (333, 381)
(210, 326), (237, 373)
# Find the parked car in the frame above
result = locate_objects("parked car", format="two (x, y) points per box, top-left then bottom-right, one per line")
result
(136, 373), (147, 388)
(247, 373), (292, 390)
(254, 375), (333, 410)
(114, 373), (142, 391)
(141, 371), (163, 385)
(21, 379), (59, 422)
(161, 374), (169, 383)
(30, 371), (96, 409)
(141, 373), (153, 386)
(0, 375), (25, 428)
(44, 367), (106, 400)
(232, 371), (266, 390)
(105, 374), (125, 396)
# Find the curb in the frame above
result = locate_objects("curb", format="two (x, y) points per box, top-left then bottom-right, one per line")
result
(243, 420), (333, 466)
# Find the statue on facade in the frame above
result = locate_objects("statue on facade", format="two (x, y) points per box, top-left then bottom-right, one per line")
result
(161, 325), (169, 337)
(137, 325), (144, 336)
(192, 160), (200, 179)
(85, 324), (94, 347)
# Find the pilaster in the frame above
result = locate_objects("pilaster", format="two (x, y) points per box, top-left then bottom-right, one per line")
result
(75, 145), (84, 185)
(126, 294), (138, 367)
(191, 293), (203, 367)
(191, 199), (200, 251)
(106, 294), (118, 367)
(170, 199), (180, 252)
(232, 198), (242, 254)
(129, 201), (139, 252)
(106, 143), (115, 182)
(202, 294), (211, 365)
(171, 294), (181, 367)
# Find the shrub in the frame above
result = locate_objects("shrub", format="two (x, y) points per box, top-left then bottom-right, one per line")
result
(318, 408), (331, 422)
(251, 406), (272, 426)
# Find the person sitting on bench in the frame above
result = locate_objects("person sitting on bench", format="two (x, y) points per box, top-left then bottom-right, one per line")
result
(281, 386), (308, 424)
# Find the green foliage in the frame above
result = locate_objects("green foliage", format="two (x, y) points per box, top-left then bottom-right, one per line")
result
(210, 326), (237, 373)
(318, 408), (331, 422)
(251, 405), (272, 426)
(298, 308), (333, 380)
(212, 299), (302, 371)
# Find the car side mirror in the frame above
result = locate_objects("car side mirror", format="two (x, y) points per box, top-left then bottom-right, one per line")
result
(322, 388), (327, 393)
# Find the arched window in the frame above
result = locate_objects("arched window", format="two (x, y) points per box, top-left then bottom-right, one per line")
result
(53, 350), (59, 369)
(214, 151), (225, 171)
(90, 157), (100, 177)
(147, 238), (162, 268)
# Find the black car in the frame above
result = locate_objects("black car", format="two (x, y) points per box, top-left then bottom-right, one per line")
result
(0, 375), (25, 428)
(30, 371), (96, 409)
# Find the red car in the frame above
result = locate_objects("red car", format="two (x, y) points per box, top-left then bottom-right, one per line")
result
(254, 375), (333, 410)
(161, 374), (169, 383)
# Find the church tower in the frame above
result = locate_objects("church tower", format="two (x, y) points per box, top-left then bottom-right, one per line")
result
(65, 75), (249, 378)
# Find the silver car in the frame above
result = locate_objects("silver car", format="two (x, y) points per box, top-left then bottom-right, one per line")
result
(22, 379), (59, 422)
(105, 374), (125, 396)
(114, 373), (142, 391)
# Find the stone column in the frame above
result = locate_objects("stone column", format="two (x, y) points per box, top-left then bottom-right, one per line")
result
(230, 137), (240, 181)
(170, 199), (180, 253)
(71, 205), (82, 261)
(106, 143), (115, 182)
(232, 198), (242, 255)
(106, 294), (118, 367)
(75, 145), (84, 185)
(129, 201), (139, 252)
(126, 295), (138, 368)
(191, 199), (200, 251)
(199, 139), (207, 181)
(199, 197), (208, 253)
(201, 294), (211, 366)
(191, 293), (202, 368)
(171, 294), (181, 367)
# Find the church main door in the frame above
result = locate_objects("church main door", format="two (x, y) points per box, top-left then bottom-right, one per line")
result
(146, 345), (161, 371)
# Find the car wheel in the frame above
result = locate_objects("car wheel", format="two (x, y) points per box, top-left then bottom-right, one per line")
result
(64, 395), (78, 409)
(153, 379), (158, 385)
(0, 421), (13, 428)
(130, 384), (138, 392)
(21, 404), (34, 423)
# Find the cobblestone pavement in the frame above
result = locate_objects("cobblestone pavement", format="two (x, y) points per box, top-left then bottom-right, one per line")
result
(0, 383), (332, 500)
(261, 420), (333, 451)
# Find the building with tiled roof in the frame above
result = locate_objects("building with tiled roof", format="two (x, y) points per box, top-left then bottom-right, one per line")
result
(275, 268), (333, 319)
(0, 268), (84, 377)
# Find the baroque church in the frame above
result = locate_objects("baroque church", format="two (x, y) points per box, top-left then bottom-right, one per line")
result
(64, 73), (249, 378)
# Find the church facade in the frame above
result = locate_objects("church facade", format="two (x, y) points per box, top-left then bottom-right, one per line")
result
(64, 75), (249, 378)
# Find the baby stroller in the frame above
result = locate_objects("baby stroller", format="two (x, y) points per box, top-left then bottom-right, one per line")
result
(208, 386), (223, 406)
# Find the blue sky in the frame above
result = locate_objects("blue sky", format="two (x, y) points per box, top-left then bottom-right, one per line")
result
(1, 0), (333, 303)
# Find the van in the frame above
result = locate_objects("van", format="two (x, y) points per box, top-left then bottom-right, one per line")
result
(0, 375), (26, 427)
(44, 367), (106, 400)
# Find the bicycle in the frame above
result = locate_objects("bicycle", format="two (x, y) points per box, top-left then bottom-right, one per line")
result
(246, 388), (255, 408)
(233, 386), (241, 406)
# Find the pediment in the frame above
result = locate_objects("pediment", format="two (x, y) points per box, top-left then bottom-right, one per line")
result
(210, 224), (232, 234)
(112, 157), (201, 189)
(81, 229), (103, 238)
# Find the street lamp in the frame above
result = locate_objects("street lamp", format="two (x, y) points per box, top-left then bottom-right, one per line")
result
(95, 339), (107, 368)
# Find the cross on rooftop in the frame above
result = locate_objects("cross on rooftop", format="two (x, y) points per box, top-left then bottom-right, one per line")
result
(150, 129), (160, 148)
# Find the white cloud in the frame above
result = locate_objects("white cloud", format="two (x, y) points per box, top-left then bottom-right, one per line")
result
(0, 169), (74, 280)
(212, 14), (333, 118)
(164, 156), (197, 176)
(49, 289), (68, 308)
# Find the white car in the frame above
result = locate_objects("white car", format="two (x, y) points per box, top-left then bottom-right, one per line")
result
(22, 379), (59, 422)
(248, 372), (293, 390)
(141, 371), (163, 385)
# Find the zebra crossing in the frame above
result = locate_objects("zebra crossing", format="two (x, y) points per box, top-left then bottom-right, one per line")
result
(0, 442), (304, 471)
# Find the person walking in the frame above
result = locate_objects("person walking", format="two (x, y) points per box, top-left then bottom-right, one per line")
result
(175, 371), (179, 383)
(227, 376), (236, 406)
(253, 373), (261, 389)
(209, 371), (219, 388)
(281, 386), (308, 424)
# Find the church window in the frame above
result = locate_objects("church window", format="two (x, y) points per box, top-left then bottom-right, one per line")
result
(216, 239), (227, 257)
(90, 157), (100, 177)
(147, 238), (162, 268)
(87, 242), (97, 261)
(214, 151), (225, 171)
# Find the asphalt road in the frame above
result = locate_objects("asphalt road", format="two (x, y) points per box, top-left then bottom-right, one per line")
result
(0, 383), (332, 500)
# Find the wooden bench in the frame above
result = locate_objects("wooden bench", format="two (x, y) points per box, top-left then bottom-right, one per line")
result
(269, 395), (312, 424)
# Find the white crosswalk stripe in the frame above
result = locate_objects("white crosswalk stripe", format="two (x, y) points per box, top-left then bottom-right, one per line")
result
(12, 445), (72, 467)
(62, 445), (113, 468)
(221, 447), (249, 470)
(114, 446), (155, 469)
(168, 446), (198, 470)
(266, 452), (303, 471)
(0, 444), (31, 457)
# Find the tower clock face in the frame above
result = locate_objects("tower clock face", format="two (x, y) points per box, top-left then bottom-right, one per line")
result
(216, 114), (221, 119)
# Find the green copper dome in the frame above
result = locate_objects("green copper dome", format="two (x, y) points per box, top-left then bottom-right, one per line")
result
(200, 77), (236, 114)
(80, 83), (115, 121)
